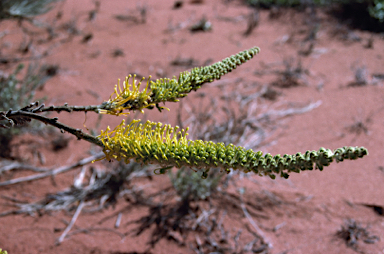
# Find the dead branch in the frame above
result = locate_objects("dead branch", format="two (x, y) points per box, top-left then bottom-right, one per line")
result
(0, 152), (104, 186)
(0, 161), (50, 174)
(240, 190), (273, 249)
(56, 200), (85, 244)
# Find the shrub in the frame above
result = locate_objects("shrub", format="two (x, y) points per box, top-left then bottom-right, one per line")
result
(246, 0), (384, 29)
(169, 167), (222, 202)
(369, 0), (384, 22)
(0, 0), (60, 20)
(0, 64), (46, 158)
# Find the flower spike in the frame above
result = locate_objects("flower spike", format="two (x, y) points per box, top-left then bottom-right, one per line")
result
(98, 120), (368, 179)
(100, 47), (260, 116)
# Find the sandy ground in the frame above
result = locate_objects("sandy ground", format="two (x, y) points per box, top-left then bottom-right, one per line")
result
(0, 0), (384, 253)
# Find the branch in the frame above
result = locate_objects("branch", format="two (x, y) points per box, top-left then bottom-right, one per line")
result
(41, 103), (103, 113)
(1, 102), (104, 148)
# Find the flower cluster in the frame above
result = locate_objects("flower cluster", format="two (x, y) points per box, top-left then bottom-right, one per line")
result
(98, 120), (368, 179)
(100, 47), (260, 115)
(99, 75), (152, 116)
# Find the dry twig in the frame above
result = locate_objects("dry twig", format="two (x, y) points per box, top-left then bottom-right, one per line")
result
(0, 152), (104, 186)
(56, 200), (85, 244)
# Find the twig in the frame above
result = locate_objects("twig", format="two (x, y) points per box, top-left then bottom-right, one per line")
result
(233, 229), (242, 252)
(0, 161), (50, 174)
(74, 166), (87, 188)
(192, 208), (216, 230)
(56, 200), (85, 244)
(41, 104), (102, 113)
(0, 152), (104, 186)
(254, 100), (322, 120)
(239, 191), (273, 249)
(243, 9), (259, 37)
(115, 212), (123, 228)
(68, 227), (126, 240)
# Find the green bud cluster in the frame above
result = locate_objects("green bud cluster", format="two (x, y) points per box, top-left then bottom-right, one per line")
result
(150, 47), (260, 104)
(98, 120), (368, 179)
